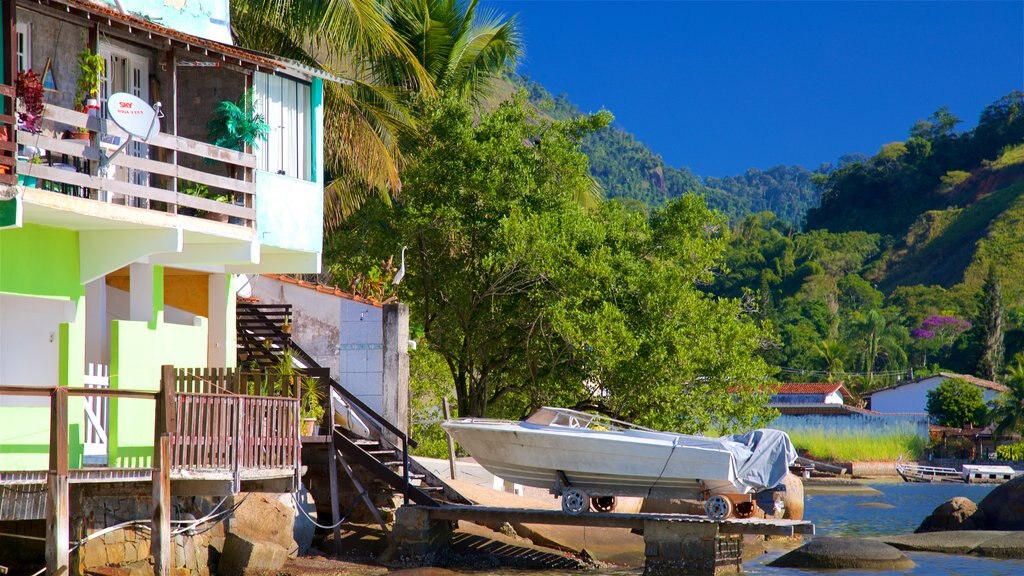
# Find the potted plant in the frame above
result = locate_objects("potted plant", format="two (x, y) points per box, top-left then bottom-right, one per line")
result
(300, 376), (325, 437)
(207, 89), (269, 178)
(179, 179), (231, 221)
(17, 154), (42, 188)
(274, 349), (296, 395)
(72, 48), (104, 139)
(281, 314), (292, 335)
(15, 69), (45, 134)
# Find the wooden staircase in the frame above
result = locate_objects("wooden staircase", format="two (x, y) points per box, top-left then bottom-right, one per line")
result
(236, 301), (469, 528)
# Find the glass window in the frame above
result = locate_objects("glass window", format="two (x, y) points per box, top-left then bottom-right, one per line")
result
(16, 22), (31, 72)
(253, 72), (311, 181)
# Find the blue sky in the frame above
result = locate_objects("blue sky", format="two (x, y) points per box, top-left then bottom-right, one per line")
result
(485, 1), (1024, 177)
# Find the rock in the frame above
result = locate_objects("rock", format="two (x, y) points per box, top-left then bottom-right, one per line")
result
(768, 537), (915, 570)
(974, 532), (1024, 559)
(779, 472), (804, 520)
(227, 493), (297, 555)
(217, 533), (288, 576)
(915, 496), (985, 532)
(879, 530), (1011, 554)
(977, 474), (1024, 530)
(85, 567), (130, 576)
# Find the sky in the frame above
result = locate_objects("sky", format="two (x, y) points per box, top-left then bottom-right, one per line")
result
(484, 1), (1024, 177)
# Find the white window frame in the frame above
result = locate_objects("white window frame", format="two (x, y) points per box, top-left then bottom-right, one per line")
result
(16, 22), (31, 72)
(253, 72), (312, 181)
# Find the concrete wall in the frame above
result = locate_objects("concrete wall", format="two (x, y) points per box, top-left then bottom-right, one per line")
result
(869, 377), (1003, 413)
(248, 276), (385, 411)
(770, 412), (930, 439)
(19, 9), (87, 111)
(255, 171), (323, 253)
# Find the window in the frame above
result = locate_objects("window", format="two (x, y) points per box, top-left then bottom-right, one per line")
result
(252, 72), (311, 181)
(16, 22), (31, 72)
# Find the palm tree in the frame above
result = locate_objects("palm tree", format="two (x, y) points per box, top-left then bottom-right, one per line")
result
(850, 309), (908, 389)
(992, 361), (1024, 441)
(382, 0), (521, 102)
(813, 339), (846, 382)
(230, 0), (435, 227)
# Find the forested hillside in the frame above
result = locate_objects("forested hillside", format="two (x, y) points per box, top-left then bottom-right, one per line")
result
(711, 91), (1024, 394)
(513, 76), (821, 224)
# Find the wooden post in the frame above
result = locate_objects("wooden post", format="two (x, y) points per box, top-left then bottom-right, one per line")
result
(327, 432), (342, 556)
(45, 386), (69, 576)
(152, 365), (176, 576)
(442, 397), (457, 481)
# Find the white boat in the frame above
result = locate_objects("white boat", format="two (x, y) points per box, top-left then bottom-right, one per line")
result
(442, 407), (797, 517)
(331, 389), (372, 438)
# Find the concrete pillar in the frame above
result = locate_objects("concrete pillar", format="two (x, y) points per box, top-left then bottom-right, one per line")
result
(207, 274), (234, 368)
(643, 520), (742, 576)
(382, 303), (409, 435)
(390, 506), (451, 560)
(129, 263), (155, 323)
(84, 278), (108, 365)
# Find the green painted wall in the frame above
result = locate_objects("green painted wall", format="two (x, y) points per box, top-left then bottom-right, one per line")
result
(108, 317), (208, 467)
(0, 223), (82, 298)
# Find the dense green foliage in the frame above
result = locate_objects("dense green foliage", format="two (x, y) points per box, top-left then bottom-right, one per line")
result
(995, 440), (1024, 461)
(925, 378), (989, 427)
(991, 362), (1024, 440)
(327, 96), (776, 432)
(788, 430), (925, 462)
(515, 76), (821, 225)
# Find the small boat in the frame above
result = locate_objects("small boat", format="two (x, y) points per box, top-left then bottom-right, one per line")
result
(331, 389), (371, 438)
(442, 407), (797, 518)
(896, 463), (1022, 484)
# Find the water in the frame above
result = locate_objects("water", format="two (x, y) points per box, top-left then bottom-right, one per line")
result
(464, 482), (1024, 576)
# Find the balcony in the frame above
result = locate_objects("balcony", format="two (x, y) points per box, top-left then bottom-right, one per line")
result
(12, 102), (254, 227)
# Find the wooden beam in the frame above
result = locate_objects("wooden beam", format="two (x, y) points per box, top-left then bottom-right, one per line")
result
(45, 387), (69, 576)
(327, 438), (342, 556)
(151, 365), (175, 576)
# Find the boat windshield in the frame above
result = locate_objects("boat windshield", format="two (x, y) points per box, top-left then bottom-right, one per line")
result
(524, 407), (660, 433)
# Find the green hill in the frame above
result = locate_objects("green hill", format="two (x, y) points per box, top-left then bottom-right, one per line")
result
(503, 75), (820, 224)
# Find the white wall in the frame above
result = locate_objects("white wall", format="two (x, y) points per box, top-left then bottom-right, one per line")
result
(825, 391), (844, 405)
(870, 376), (1003, 413)
(0, 294), (75, 407)
(247, 276), (385, 412)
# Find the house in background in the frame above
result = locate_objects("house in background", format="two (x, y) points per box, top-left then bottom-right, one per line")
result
(769, 382), (853, 408)
(864, 372), (1007, 415)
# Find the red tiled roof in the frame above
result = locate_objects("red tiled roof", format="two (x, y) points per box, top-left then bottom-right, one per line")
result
(774, 404), (882, 416)
(48, 0), (279, 69)
(773, 382), (852, 399)
(261, 274), (384, 306)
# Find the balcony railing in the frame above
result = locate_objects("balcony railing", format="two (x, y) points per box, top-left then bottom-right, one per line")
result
(14, 103), (255, 226)
(0, 82), (15, 186)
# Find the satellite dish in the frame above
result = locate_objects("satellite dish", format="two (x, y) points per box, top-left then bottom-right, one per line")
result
(107, 92), (160, 141)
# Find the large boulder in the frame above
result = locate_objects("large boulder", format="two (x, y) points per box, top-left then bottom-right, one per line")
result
(915, 496), (986, 532)
(217, 533), (288, 576)
(769, 537), (915, 570)
(778, 472), (804, 520)
(227, 493), (297, 555)
(977, 474), (1024, 530)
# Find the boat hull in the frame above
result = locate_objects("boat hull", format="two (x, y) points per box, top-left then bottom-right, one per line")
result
(443, 419), (745, 498)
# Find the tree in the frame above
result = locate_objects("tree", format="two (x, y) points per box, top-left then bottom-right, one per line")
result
(991, 361), (1024, 441)
(926, 378), (989, 428)
(230, 0), (433, 226)
(382, 0), (521, 102)
(849, 308), (908, 390)
(976, 264), (1005, 380)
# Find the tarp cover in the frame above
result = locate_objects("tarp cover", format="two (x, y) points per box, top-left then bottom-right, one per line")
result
(722, 429), (799, 491)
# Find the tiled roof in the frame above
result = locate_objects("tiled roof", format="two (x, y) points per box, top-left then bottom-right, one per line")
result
(773, 382), (852, 399)
(865, 372), (1008, 396)
(774, 404), (880, 416)
(261, 274), (383, 306)
(50, 0), (343, 83)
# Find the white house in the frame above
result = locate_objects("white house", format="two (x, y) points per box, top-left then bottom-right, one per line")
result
(769, 382), (852, 407)
(865, 372), (1007, 414)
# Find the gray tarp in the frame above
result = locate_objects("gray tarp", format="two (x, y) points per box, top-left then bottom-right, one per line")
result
(722, 429), (799, 492)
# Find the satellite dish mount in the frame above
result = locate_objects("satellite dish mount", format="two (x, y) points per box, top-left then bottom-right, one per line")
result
(100, 92), (163, 168)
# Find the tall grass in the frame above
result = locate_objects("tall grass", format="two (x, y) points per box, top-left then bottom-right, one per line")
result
(788, 431), (926, 462)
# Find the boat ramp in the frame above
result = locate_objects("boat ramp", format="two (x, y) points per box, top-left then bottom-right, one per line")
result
(392, 504), (814, 576)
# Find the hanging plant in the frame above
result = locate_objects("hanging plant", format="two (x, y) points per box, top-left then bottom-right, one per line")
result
(16, 70), (45, 133)
(207, 89), (270, 152)
(74, 48), (105, 108)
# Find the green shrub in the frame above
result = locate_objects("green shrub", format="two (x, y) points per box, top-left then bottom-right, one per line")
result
(939, 170), (971, 193)
(996, 441), (1024, 461)
(987, 143), (1024, 170)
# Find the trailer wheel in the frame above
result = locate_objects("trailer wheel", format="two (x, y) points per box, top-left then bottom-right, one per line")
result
(704, 495), (733, 520)
(562, 488), (590, 515)
(591, 496), (617, 512)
